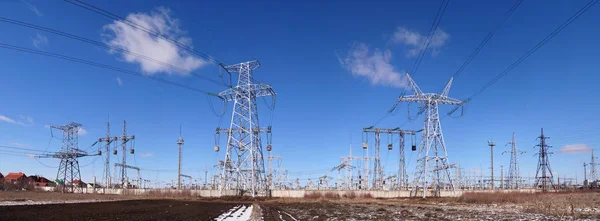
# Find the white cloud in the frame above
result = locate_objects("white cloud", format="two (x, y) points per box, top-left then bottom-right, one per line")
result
(116, 77), (123, 86)
(102, 7), (208, 75)
(468, 167), (482, 174)
(31, 33), (48, 49)
(390, 27), (449, 57)
(10, 142), (30, 148)
(0, 114), (33, 126)
(140, 152), (154, 158)
(78, 127), (88, 136)
(338, 43), (408, 88)
(44, 125), (51, 129)
(560, 144), (591, 154)
(20, 0), (42, 17)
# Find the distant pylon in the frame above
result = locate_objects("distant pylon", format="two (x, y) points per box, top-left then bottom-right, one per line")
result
(534, 128), (556, 191)
(214, 60), (275, 197)
(504, 132), (524, 189)
(397, 73), (464, 198)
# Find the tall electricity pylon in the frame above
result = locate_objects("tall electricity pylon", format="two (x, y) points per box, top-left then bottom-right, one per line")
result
(215, 60), (275, 197)
(397, 73), (463, 198)
(37, 122), (97, 192)
(534, 128), (556, 191)
(590, 149), (598, 181)
(503, 132), (524, 189)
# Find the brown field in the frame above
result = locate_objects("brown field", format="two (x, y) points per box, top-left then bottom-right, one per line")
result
(1, 190), (599, 220)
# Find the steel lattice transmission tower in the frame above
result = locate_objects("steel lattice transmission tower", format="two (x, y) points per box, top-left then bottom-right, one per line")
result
(398, 73), (463, 198)
(503, 132), (524, 189)
(37, 122), (97, 193)
(534, 128), (556, 191)
(590, 149), (598, 181)
(216, 60), (275, 197)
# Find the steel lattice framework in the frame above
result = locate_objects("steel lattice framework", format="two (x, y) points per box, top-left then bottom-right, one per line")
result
(504, 132), (524, 189)
(37, 122), (96, 193)
(534, 128), (556, 191)
(397, 73), (462, 198)
(216, 60), (275, 197)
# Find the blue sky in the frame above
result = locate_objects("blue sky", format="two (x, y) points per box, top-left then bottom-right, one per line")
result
(0, 0), (599, 187)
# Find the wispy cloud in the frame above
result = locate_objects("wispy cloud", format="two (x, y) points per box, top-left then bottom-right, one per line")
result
(31, 33), (48, 49)
(560, 144), (591, 154)
(390, 27), (449, 57)
(338, 42), (408, 88)
(139, 152), (154, 158)
(0, 114), (34, 126)
(10, 142), (30, 148)
(102, 7), (208, 75)
(116, 77), (123, 86)
(20, 0), (43, 17)
(78, 127), (88, 136)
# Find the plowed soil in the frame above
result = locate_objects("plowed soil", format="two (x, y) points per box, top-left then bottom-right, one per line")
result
(0, 200), (246, 221)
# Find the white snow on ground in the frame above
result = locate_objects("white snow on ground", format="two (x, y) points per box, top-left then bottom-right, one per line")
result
(280, 210), (298, 221)
(215, 205), (253, 221)
(0, 199), (114, 206)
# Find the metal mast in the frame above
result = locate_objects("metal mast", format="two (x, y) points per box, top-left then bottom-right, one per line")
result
(119, 120), (135, 188)
(487, 140), (496, 189)
(177, 126), (184, 189)
(98, 121), (118, 188)
(534, 128), (556, 191)
(215, 60), (275, 197)
(590, 149), (598, 181)
(398, 73), (463, 198)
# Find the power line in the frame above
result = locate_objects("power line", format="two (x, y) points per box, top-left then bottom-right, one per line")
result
(452, 0), (524, 79)
(0, 17), (231, 88)
(410, 0), (450, 77)
(0, 43), (221, 97)
(369, 0), (449, 127)
(0, 145), (52, 153)
(63, 0), (223, 66)
(458, 0), (598, 107)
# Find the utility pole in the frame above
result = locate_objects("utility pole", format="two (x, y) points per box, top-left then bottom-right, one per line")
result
(500, 165), (504, 189)
(177, 126), (184, 189)
(534, 128), (556, 191)
(396, 73), (463, 198)
(584, 163), (588, 185)
(590, 149), (597, 181)
(487, 140), (496, 189)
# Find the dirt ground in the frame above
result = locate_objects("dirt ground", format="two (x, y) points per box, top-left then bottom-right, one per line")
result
(1, 191), (599, 220)
(0, 199), (246, 221)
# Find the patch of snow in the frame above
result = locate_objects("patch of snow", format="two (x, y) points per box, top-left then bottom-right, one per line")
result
(215, 205), (253, 221)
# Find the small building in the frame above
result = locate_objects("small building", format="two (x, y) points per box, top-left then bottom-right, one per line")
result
(27, 175), (55, 187)
(70, 179), (86, 187)
(4, 172), (27, 185)
(0, 173), (4, 180)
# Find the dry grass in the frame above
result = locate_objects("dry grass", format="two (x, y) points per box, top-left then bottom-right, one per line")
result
(0, 191), (129, 201)
(303, 191), (373, 200)
(452, 191), (600, 219)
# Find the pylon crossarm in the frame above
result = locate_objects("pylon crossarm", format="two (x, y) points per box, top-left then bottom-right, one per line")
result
(218, 85), (275, 102)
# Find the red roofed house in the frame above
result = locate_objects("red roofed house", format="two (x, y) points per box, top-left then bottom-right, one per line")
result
(4, 172), (27, 185)
(70, 179), (86, 187)
(27, 175), (55, 187)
